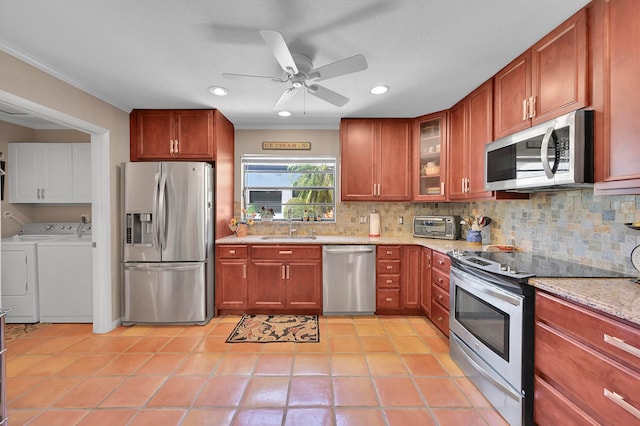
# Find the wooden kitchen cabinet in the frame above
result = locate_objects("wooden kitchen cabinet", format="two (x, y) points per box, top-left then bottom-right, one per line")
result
(592, 0), (640, 194)
(430, 251), (450, 337)
(420, 247), (432, 316)
(493, 8), (588, 139)
(534, 290), (640, 425)
(448, 82), (527, 201)
(376, 245), (402, 312)
(340, 119), (412, 201)
(215, 245), (248, 311)
(401, 245), (421, 311)
(130, 109), (229, 161)
(413, 111), (447, 201)
(248, 245), (322, 313)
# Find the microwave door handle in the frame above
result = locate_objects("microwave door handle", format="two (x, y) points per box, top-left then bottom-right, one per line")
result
(540, 127), (558, 179)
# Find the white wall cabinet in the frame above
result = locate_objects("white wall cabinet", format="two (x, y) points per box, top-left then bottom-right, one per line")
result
(8, 142), (91, 204)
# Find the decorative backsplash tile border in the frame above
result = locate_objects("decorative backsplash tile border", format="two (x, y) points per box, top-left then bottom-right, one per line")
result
(234, 190), (640, 275)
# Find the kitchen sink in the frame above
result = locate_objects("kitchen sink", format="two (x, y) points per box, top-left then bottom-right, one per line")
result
(260, 235), (317, 240)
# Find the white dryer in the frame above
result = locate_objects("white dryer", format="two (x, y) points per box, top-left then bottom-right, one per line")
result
(1, 223), (83, 323)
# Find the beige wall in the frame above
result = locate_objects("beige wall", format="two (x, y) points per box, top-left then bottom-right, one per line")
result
(233, 129), (340, 201)
(0, 50), (130, 323)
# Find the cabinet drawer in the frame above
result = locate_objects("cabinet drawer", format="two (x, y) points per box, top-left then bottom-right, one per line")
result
(432, 268), (450, 291)
(377, 274), (400, 288)
(430, 301), (449, 337)
(432, 284), (449, 309)
(534, 376), (599, 426)
(377, 260), (400, 274)
(377, 245), (401, 259)
(535, 321), (640, 425)
(536, 291), (640, 370)
(251, 245), (321, 260)
(377, 289), (400, 309)
(432, 251), (450, 273)
(218, 245), (248, 259)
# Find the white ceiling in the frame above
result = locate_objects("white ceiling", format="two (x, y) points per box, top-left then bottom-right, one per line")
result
(0, 0), (591, 130)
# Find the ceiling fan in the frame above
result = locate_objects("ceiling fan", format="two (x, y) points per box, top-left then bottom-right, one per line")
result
(223, 30), (368, 108)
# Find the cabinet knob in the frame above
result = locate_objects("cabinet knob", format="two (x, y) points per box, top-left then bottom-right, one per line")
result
(437, 294), (443, 300)
(438, 277), (443, 283)
(437, 316), (443, 322)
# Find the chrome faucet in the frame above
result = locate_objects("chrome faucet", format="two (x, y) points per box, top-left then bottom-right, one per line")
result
(287, 210), (296, 237)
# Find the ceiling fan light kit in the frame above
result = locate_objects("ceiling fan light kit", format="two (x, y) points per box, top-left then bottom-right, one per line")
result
(223, 30), (368, 109)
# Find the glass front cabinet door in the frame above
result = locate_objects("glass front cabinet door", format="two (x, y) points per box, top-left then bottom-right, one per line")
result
(414, 111), (448, 201)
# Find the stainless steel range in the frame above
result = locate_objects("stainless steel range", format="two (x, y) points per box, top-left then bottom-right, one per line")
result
(448, 250), (632, 426)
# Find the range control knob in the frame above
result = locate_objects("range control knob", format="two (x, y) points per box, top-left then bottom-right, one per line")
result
(45, 224), (54, 231)
(500, 264), (507, 271)
(507, 266), (517, 274)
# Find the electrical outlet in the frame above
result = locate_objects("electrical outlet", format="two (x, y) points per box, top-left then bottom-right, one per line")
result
(398, 216), (404, 225)
(360, 215), (368, 224)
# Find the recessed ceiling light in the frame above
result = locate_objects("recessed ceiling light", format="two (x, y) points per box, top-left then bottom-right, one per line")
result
(208, 86), (229, 96)
(278, 111), (292, 117)
(370, 85), (389, 95)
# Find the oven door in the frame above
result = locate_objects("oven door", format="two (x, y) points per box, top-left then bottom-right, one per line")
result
(449, 266), (523, 390)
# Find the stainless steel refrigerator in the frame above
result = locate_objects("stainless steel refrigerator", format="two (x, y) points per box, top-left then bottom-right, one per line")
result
(121, 162), (214, 325)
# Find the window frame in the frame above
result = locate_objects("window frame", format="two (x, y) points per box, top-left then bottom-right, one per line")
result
(241, 154), (337, 222)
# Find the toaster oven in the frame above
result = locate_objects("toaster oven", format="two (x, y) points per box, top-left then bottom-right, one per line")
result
(413, 215), (461, 240)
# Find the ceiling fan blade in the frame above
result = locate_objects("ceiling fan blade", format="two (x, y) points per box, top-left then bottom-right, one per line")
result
(273, 87), (298, 109)
(309, 54), (368, 81)
(222, 72), (281, 81)
(260, 30), (299, 75)
(306, 84), (349, 107)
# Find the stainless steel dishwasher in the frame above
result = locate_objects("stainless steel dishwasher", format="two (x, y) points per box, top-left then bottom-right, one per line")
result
(322, 245), (376, 315)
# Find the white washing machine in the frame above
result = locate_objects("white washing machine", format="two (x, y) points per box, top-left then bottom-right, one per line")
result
(1, 223), (81, 323)
(37, 225), (92, 323)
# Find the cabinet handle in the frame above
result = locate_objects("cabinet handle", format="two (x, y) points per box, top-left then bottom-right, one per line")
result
(279, 250), (293, 255)
(604, 389), (640, 420)
(438, 260), (445, 265)
(378, 184), (381, 196)
(243, 264), (246, 279)
(386, 279), (393, 284)
(440, 181), (444, 195)
(427, 255), (431, 267)
(604, 334), (640, 359)
(41, 188), (45, 199)
(373, 183), (377, 196)
(175, 139), (179, 153)
(522, 98), (528, 121)
(386, 297), (393, 302)
(529, 96), (536, 118)
(437, 316), (443, 322)
(437, 294), (443, 301)
(461, 177), (465, 193)
(37, 188), (41, 199)
(286, 265), (290, 279)
(229, 249), (236, 255)
(386, 265), (393, 270)
(282, 265), (286, 279)
(169, 139), (174, 154)
(386, 250), (393, 255)
(438, 277), (444, 283)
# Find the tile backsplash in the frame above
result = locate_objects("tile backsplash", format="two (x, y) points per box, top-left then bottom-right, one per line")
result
(235, 190), (640, 275)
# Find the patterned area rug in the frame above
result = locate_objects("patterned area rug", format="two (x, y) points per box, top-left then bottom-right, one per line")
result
(5, 323), (49, 342)
(226, 314), (319, 343)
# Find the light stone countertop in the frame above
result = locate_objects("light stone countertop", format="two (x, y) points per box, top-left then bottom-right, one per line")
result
(216, 234), (640, 327)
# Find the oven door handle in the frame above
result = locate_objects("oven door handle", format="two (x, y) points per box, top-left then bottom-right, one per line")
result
(453, 335), (521, 402)
(452, 269), (522, 306)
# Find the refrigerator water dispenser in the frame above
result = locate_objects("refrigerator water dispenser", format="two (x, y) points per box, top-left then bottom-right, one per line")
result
(125, 213), (153, 245)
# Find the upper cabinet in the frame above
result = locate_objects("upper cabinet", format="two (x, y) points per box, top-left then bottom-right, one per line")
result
(341, 119), (412, 201)
(9, 142), (90, 204)
(493, 8), (588, 139)
(413, 111), (447, 201)
(448, 81), (527, 201)
(592, 0), (640, 194)
(130, 109), (221, 161)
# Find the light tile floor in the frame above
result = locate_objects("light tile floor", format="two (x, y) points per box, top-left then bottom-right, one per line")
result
(5, 316), (508, 425)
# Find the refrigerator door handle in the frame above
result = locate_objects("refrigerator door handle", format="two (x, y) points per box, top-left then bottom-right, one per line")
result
(124, 263), (202, 272)
(152, 172), (161, 250)
(158, 170), (168, 251)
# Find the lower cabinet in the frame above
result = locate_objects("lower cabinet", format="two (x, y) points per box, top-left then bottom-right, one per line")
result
(534, 290), (640, 425)
(248, 245), (322, 312)
(430, 251), (451, 337)
(376, 245), (402, 312)
(215, 245), (249, 310)
(420, 247), (432, 316)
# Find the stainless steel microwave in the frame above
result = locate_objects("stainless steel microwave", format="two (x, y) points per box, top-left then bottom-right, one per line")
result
(413, 215), (461, 240)
(484, 109), (594, 192)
